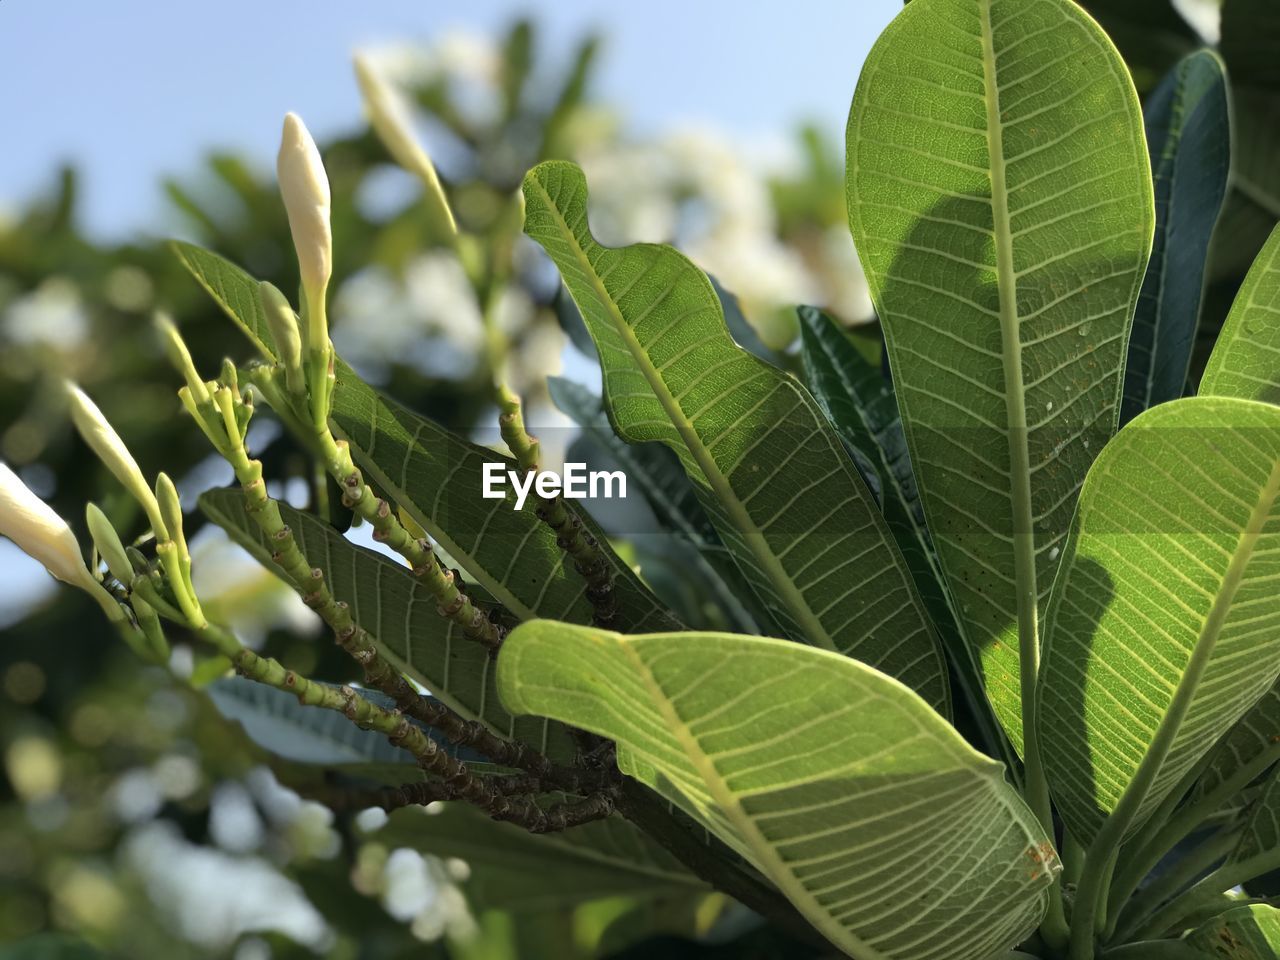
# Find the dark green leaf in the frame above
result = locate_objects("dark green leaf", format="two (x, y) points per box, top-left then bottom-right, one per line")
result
(1122, 51), (1231, 424)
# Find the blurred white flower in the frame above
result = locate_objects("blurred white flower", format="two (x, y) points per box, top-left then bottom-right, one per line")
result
(333, 253), (487, 382)
(820, 224), (874, 323)
(1173, 0), (1220, 42)
(188, 524), (317, 645)
(123, 821), (332, 952)
(358, 33), (501, 127)
(580, 128), (820, 331)
(5, 277), (88, 349)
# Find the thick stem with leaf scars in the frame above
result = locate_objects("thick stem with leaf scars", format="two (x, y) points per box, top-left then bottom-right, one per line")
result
(316, 429), (505, 652)
(246, 363), (506, 654)
(497, 384), (617, 627)
(311, 777), (620, 833)
(210, 383), (612, 798)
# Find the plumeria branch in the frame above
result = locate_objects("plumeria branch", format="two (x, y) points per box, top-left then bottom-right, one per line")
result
(160, 334), (617, 814)
(496, 384), (617, 627)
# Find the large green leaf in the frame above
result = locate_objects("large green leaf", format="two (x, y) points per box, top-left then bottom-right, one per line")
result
(1201, 224), (1280, 406)
(1186, 904), (1280, 958)
(1121, 51), (1231, 425)
(1037, 396), (1280, 844)
(522, 161), (949, 712)
(376, 802), (704, 912)
(200, 488), (576, 762)
(846, 0), (1155, 749)
(173, 242), (677, 635)
(497, 624), (1058, 960)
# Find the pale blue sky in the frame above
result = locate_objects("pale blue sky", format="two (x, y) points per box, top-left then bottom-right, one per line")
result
(0, 0), (900, 240)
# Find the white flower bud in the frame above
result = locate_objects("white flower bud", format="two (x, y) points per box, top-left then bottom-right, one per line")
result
(354, 55), (457, 237)
(0, 462), (97, 591)
(65, 382), (168, 541)
(276, 112), (333, 338)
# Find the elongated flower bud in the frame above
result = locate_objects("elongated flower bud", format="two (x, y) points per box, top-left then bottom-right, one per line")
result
(154, 312), (209, 405)
(85, 503), (133, 585)
(354, 55), (457, 238)
(155, 473), (186, 553)
(2, 462), (93, 589)
(277, 112), (332, 346)
(0, 463), (124, 623)
(258, 281), (305, 395)
(65, 382), (168, 541)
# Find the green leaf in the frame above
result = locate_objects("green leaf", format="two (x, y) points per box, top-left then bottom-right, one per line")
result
(1036, 396), (1280, 845)
(846, 0), (1155, 749)
(1186, 903), (1280, 958)
(172, 241), (677, 635)
(522, 160), (949, 713)
(199, 488), (576, 762)
(376, 802), (704, 913)
(1200, 224), (1280, 406)
(497, 624), (1059, 960)
(1121, 51), (1232, 425)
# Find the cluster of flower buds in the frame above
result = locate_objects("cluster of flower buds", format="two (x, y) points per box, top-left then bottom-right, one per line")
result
(0, 105), (435, 665)
(65, 381), (206, 636)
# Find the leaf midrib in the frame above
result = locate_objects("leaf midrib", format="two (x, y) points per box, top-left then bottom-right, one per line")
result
(529, 176), (841, 652)
(616, 640), (891, 960)
(980, 0), (1041, 744)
